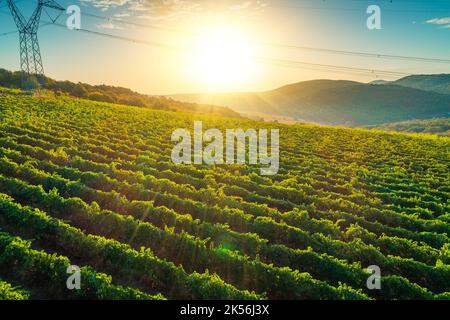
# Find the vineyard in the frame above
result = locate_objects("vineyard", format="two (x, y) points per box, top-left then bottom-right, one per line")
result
(0, 87), (449, 300)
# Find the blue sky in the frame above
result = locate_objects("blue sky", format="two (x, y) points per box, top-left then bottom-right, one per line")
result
(1, 0), (450, 94)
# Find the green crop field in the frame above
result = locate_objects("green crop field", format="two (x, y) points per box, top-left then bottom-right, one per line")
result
(0, 88), (449, 300)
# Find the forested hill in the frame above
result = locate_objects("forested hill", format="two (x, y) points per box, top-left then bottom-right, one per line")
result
(369, 118), (450, 136)
(0, 88), (449, 300)
(0, 68), (240, 118)
(172, 79), (450, 126)
(391, 74), (450, 95)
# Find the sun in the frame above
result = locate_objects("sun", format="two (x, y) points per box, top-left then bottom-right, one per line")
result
(190, 25), (257, 91)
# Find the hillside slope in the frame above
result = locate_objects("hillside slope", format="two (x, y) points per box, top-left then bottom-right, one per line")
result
(0, 68), (240, 118)
(369, 118), (450, 136)
(0, 87), (449, 300)
(391, 74), (450, 95)
(173, 79), (450, 126)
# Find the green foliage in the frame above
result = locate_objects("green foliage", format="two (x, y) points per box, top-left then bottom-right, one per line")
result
(0, 280), (30, 300)
(0, 68), (240, 118)
(370, 118), (450, 136)
(0, 88), (448, 300)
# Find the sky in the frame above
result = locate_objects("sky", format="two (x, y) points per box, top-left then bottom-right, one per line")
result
(1, 0), (450, 94)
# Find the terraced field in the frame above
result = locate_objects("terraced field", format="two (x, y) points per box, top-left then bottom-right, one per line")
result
(0, 88), (449, 300)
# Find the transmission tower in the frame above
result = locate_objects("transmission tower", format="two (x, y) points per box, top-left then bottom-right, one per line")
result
(6, 0), (64, 87)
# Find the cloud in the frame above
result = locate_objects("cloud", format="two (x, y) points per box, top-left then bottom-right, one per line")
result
(81, 0), (267, 20)
(114, 12), (131, 18)
(81, 0), (130, 11)
(426, 17), (450, 28)
(96, 21), (125, 29)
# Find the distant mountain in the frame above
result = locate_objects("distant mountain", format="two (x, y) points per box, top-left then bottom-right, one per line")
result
(172, 79), (450, 126)
(390, 74), (450, 95)
(369, 79), (389, 85)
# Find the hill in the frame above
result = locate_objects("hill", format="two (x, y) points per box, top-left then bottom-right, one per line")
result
(0, 87), (449, 300)
(391, 74), (450, 95)
(369, 80), (390, 85)
(0, 68), (239, 118)
(172, 79), (450, 126)
(369, 117), (450, 136)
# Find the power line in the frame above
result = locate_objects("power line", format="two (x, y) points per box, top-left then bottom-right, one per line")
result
(0, 9), (425, 79)
(266, 0), (450, 13)
(262, 43), (450, 65)
(44, 18), (181, 50)
(39, 18), (411, 79)
(0, 29), (18, 36)
(2, 2), (450, 66)
(50, 3), (450, 66)
(263, 58), (411, 78)
(0, 2), (443, 81)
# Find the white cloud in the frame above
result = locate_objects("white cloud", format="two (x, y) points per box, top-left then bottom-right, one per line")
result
(81, 0), (267, 20)
(114, 12), (131, 18)
(426, 17), (450, 28)
(96, 21), (124, 29)
(426, 17), (450, 25)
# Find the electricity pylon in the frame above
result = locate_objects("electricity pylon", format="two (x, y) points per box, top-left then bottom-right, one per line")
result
(6, 0), (64, 88)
